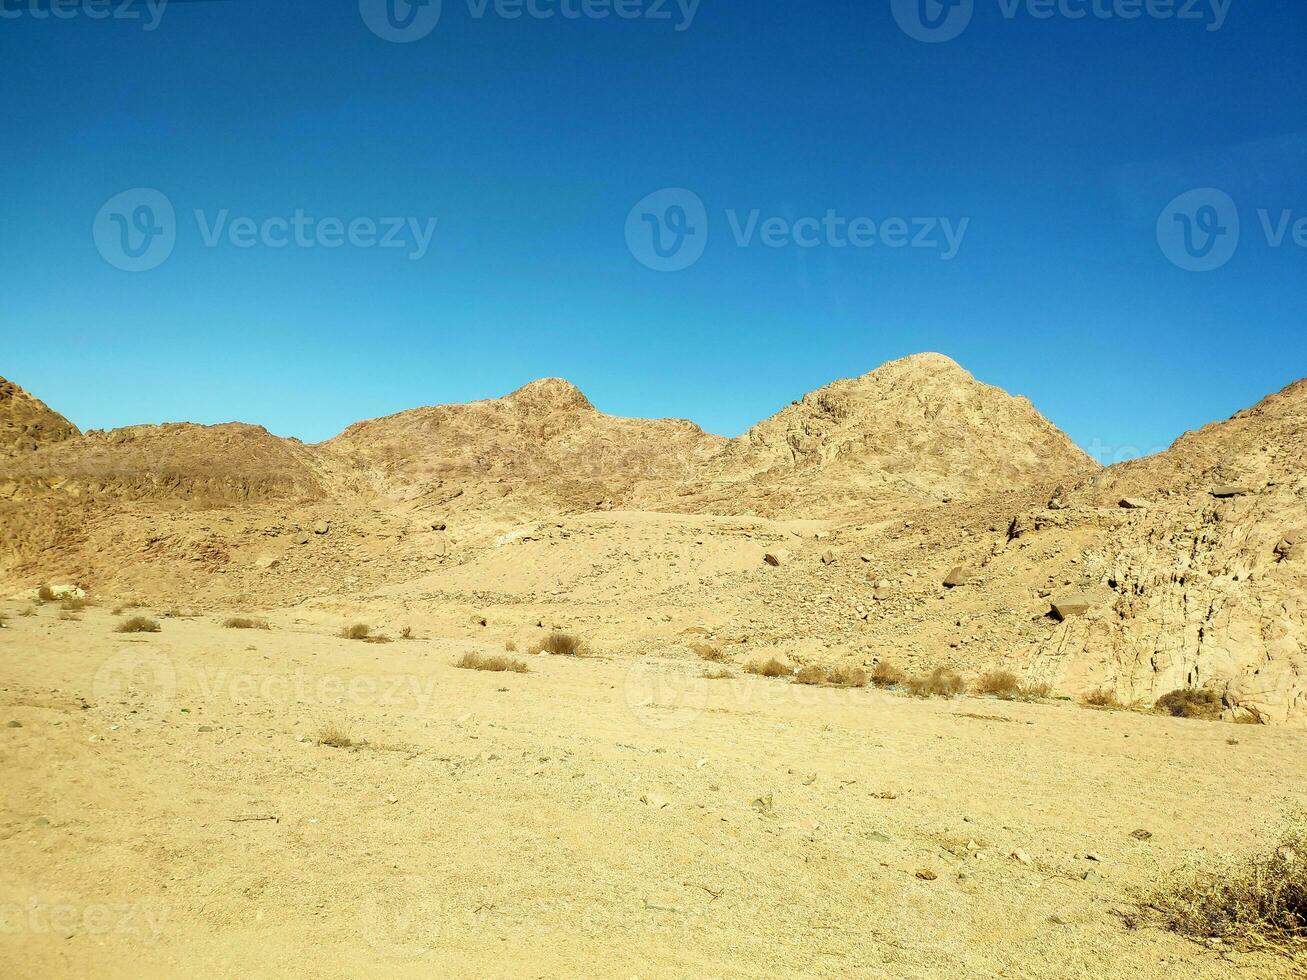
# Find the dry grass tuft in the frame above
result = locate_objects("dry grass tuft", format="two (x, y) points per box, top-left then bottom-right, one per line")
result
(745, 657), (790, 678)
(974, 670), (1022, 700)
(454, 652), (530, 673)
(1018, 681), (1054, 701)
(828, 665), (868, 688)
(339, 623), (391, 643)
(1083, 687), (1124, 709)
(870, 661), (907, 689)
(315, 724), (356, 749)
(1155, 687), (1224, 721)
(58, 611), (81, 622)
(115, 616), (160, 634)
(505, 640), (518, 652)
(1135, 819), (1307, 957)
(703, 667), (734, 680)
(793, 665), (828, 686)
(60, 595), (90, 612)
(690, 641), (730, 664)
(904, 668), (966, 699)
(530, 632), (585, 657)
(36, 585), (57, 603)
(224, 616), (270, 630)
(399, 626), (414, 640)
(19, 607), (36, 618)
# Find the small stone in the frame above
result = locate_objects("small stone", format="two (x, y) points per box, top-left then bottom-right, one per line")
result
(1085, 852), (1103, 862)
(431, 522), (447, 531)
(313, 521), (331, 535)
(1011, 849), (1033, 866)
(198, 724), (214, 733)
(820, 550), (835, 565)
(943, 566), (974, 588)
(1119, 498), (1151, 510)
(1210, 486), (1249, 499)
(6, 720), (21, 728)
(763, 551), (787, 567)
(751, 793), (775, 817)
(915, 869), (937, 881)
(1051, 595), (1092, 621)
(1082, 869), (1099, 882)
(1130, 829), (1153, 841)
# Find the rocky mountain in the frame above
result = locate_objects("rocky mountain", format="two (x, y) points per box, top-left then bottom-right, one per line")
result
(0, 377), (79, 454)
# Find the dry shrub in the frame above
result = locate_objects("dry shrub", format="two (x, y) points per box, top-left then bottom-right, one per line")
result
(224, 616), (270, 630)
(1083, 687), (1124, 709)
(745, 657), (790, 678)
(60, 596), (90, 612)
(111, 601), (144, 615)
(1137, 819), (1307, 956)
(529, 632), (584, 657)
(904, 668), (966, 699)
(1155, 687), (1223, 721)
(19, 607), (35, 618)
(339, 623), (391, 643)
(1018, 681), (1053, 701)
(794, 665), (828, 686)
(58, 611), (81, 622)
(36, 585), (57, 603)
(454, 652), (529, 674)
(316, 724), (356, 749)
(400, 626), (414, 640)
(691, 641), (729, 664)
(870, 661), (906, 689)
(115, 616), (160, 634)
(703, 667), (734, 680)
(828, 665), (868, 688)
(505, 640), (518, 652)
(974, 670), (1022, 700)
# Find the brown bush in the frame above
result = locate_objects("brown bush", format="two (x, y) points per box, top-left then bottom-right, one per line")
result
(316, 724), (356, 749)
(1155, 687), (1224, 720)
(745, 657), (790, 678)
(60, 596), (90, 612)
(1018, 681), (1054, 701)
(529, 632), (584, 656)
(115, 616), (160, 634)
(224, 617), (270, 630)
(36, 585), (57, 603)
(793, 665), (828, 686)
(1083, 688), (1124, 709)
(870, 661), (906, 689)
(828, 665), (868, 688)
(703, 667), (734, 680)
(904, 668), (966, 699)
(1137, 819), (1307, 956)
(339, 623), (391, 643)
(691, 641), (730, 664)
(400, 626), (415, 640)
(974, 670), (1022, 700)
(454, 652), (529, 673)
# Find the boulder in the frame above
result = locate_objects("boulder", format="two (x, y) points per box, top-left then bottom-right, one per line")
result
(1051, 595), (1092, 621)
(943, 566), (973, 588)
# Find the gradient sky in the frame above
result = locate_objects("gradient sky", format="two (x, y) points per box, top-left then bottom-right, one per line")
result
(2, 0), (1304, 464)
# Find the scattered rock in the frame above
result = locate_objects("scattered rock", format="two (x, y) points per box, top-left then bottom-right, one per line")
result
(820, 550), (835, 565)
(1210, 486), (1249, 499)
(1051, 595), (1092, 621)
(915, 869), (937, 881)
(1119, 498), (1151, 510)
(1130, 829), (1153, 841)
(1047, 486), (1069, 510)
(943, 566), (974, 588)
(1011, 849), (1033, 866)
(313, 521), (331, 535)
(763, 551), (787, 567)
(751, 793), (775, 817)
(431, 521), (447, 531)
(639, 793), (669, 810)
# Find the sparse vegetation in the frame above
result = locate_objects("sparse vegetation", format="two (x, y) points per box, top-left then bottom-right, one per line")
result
(111, 601), (145, 615)
(1019, 681), (1054, 701)
(1136, 819), (1307, 957)
(703, 667), (734, 680)
(60, 595), (90, 612)
(904, 668), (966, 699)
(828, 665), (868, 688)
(399, 626), (414, 640)
(530, 632), (585, 657)
(340, 623), (391, 643)
(870, 661), (906, 689)
(36, 585), (57, 603)
(1083, 687), (1124, 709)
(454, 652), (529, 673)
(18, 607), (35, 618)
(1155, 687), (1224, 721)
(504, 640), (518, 652)
(793, 665), (827, 686)
(745, 657), (789, 678)
(224, 616), (270, 630)
(115, 615), (160, 634)
(974, 670), (1022, 700)
(690, 641), (729, 664)
(58, 611), (81, 622)
(315, 724), (356, 749)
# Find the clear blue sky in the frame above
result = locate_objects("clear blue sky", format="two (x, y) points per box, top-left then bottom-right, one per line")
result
(2, 0), (1304, 463)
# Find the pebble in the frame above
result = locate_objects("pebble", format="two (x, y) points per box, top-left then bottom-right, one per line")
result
(6, 720), (21, 728)
(915, 869), (937, 881)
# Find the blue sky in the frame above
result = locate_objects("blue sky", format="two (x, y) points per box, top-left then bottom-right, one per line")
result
(2, 0), (1304, 463)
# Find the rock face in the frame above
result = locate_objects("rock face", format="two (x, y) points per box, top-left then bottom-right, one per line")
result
(1022, 376), (1307, 724)
(0, 378), (79, 455)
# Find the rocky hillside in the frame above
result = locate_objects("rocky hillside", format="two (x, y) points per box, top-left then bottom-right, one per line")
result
(0, 377), (79, 454)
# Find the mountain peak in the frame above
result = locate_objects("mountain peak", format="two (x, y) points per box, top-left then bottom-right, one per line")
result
(500, 378), (594, 413)
(0, 375), (79, 454)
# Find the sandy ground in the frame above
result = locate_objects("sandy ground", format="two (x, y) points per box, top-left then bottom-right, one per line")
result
(2, 603), (1305, 979)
